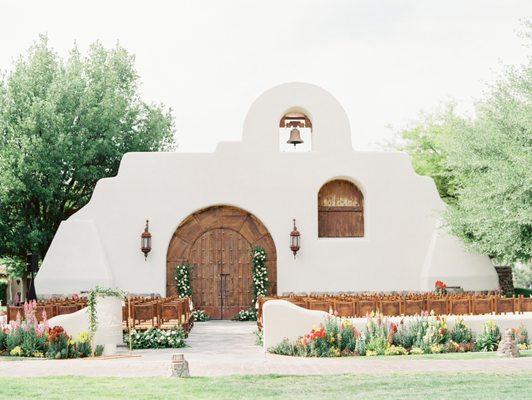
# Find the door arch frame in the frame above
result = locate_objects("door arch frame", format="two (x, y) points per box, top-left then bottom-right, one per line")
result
(166, 205), (277, 316)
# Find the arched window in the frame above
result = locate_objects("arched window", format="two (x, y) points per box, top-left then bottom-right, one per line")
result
(318, 180), (364, 237)
(279, 112), (312, 152)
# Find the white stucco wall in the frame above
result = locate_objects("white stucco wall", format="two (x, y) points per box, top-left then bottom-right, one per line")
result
(47, 297), (123, 350)
(35, 82), (498, 296)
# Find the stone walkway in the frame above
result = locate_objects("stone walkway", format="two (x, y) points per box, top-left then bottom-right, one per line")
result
(1, 320), (531, 377)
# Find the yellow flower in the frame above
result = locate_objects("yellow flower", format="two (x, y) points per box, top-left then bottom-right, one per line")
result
(76, 331), (91, 344)
(10, 346), (23, 356)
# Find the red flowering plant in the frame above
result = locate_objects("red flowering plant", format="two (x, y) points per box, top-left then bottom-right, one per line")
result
(434, 280), (447, 295)
(46, 326), (71, 359)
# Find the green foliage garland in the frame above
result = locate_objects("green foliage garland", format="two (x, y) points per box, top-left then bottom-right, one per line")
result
(234, 246), (269, 321)
(87, 286), (125, 339)
(174, 263), (192, 298)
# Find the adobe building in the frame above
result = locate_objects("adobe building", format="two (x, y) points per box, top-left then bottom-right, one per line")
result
(35, 82), (498, 319)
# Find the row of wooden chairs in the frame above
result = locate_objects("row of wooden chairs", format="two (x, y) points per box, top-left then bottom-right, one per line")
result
(6, 302), (87, 323)
(124, 296), (193, 332)
(6, 296), (193, 333)
(257, 294), (532, 328)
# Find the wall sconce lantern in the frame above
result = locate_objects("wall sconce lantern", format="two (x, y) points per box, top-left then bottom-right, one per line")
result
(290, 219), (300, 258)
(141, 219), (152, 260)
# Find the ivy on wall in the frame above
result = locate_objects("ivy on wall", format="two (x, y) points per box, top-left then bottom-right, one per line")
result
(87, 286), (125, 339)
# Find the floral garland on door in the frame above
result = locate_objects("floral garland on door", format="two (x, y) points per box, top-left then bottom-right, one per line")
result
(174, 262), (192, 298)
(234, 246), (269, 321)
(251, 246), (269, 300)
(174, 262), (210, 321)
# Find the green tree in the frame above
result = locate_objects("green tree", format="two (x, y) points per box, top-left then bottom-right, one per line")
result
(393, 103), (463, 203)
(394, 34), (531, 265)
(0, 36), (175, 263)
(444, 59), (531, 265)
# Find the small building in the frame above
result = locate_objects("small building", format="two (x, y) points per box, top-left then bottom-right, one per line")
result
(0, 264), (26, 306)
(35, 83), (498, 319)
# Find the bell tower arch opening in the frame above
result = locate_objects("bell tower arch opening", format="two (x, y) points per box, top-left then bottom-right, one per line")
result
(279, 111), (312, 152)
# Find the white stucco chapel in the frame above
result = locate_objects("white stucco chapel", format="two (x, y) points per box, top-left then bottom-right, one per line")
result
(35, 82), (499, 318)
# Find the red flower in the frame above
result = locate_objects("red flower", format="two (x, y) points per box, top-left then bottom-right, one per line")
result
(48, 325), (69, 343)
(435, 280), (447, 290)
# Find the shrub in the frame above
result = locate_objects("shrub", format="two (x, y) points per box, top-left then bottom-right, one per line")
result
(5, 327), (24, 352)
(10, 346), (23, 356)
(393, 321), (416, 349)
(409, 347), (424, 355)
(192, 310), (210, 322)
(511, 325), (529, 346)
(46, 326), (70, 359)
(385, 345), (408, 356)
(254, 330), (263, 346)
(94, 344), (104, 357)
(429, 344), (445, 354)
(269, 339), (300, 356)
(338, 320), (359, 352)
(0, 329), (6, 352)
(124, 327), (186, 349)
(21, 327), (47, 356)
(475, 321), (501, 352)
(366, 336), (388, 355)
(451, 318), (474, 344)
(354, 336), (366, 356)
(409, 316), (430, 350)
(74, 332), (92, 358)
(233, 308), (257, 321)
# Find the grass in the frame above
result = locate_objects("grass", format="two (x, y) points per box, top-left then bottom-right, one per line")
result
(1, 349), (530, 363)
(0, 373), (531, 400)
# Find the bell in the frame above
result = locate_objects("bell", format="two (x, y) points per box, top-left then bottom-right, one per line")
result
(287, 127), (304, 147)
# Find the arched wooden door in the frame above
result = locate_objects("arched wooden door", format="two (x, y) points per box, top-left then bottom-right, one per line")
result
(166, 206), (277, 320)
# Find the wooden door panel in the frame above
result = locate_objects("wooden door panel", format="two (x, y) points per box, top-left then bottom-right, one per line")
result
(167, 206), (277, 319)
(190, 229), (221, 319)
(221, 229), (253, 319)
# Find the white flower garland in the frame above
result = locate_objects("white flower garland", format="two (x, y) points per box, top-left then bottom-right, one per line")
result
(234, 246), (269, 321)
(174, 263), (192, 298)
(251, 246), (269, 301)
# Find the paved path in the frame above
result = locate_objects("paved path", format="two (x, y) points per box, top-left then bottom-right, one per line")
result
(1, 321), (532, 377)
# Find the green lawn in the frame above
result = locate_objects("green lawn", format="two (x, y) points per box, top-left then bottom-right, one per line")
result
(1, 373), (531, 400)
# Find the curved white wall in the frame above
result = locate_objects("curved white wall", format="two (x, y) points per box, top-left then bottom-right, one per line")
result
(36, 82), (498, 296)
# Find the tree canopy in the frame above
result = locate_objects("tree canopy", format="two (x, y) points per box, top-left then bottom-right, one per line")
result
(0, 36), (175, 268)
(395, 40), (531, 266)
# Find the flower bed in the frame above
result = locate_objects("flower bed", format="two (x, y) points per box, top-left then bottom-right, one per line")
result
(268, 313), (529, 357)
(0, 301), (94, 358)
(123, 327), (186, 349)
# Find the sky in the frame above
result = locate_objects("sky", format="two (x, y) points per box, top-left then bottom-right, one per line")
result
(0, 0), (530, 151)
